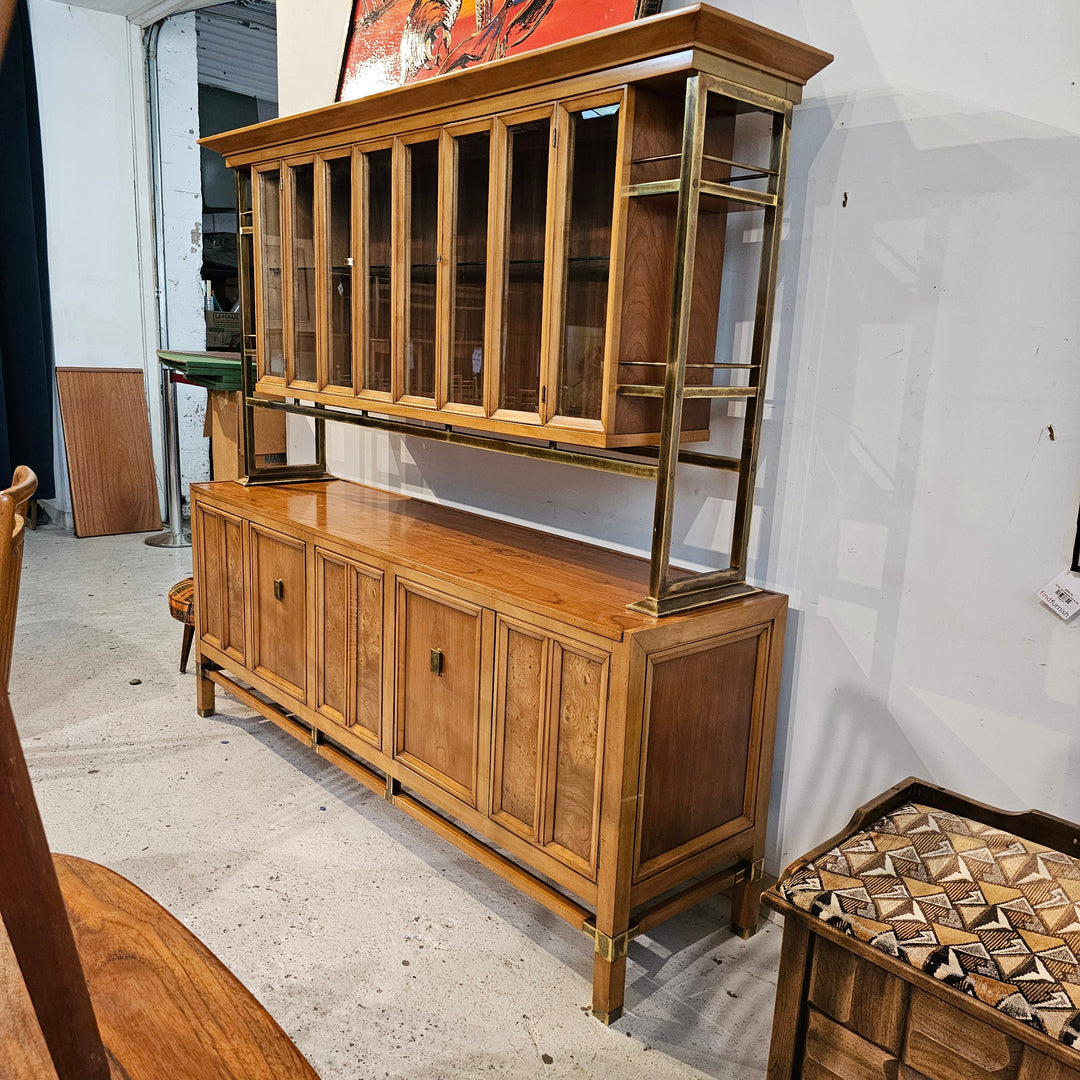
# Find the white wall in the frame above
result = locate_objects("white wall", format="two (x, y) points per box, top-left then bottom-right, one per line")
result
(156, 12), (211, 497)
(28, 0), (160, 518)
(28, 0), (211, 524)
(277, 0), (1080, 871)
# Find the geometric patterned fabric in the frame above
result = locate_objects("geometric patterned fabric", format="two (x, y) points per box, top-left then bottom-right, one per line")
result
(778, 802), (1080, 1050)
(168, 577), (195, 626)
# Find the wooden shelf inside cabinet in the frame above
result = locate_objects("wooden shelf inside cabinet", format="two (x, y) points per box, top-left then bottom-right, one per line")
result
(200, 5), (830, 611)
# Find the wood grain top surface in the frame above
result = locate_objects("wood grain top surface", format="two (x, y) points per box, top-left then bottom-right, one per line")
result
(192, 479), (778, 639)
(201, 5), (831, 162)
(54, 853), (320, 1080)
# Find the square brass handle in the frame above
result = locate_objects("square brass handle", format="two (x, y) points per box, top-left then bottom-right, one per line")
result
(273, 579), (284, 601)
(430, 648), (443, 676)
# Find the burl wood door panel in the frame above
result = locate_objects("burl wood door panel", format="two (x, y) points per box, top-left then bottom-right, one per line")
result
(315, 549), (382, 747)
(195, 505), (246, 665)
(250, 524), (307, 701)
(634, 625), (769, 881)
(492, 616), (608, 878)
(395, 580), (483, 806)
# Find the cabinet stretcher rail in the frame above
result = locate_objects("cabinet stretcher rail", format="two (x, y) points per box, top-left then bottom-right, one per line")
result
(203, 663), (755, 960)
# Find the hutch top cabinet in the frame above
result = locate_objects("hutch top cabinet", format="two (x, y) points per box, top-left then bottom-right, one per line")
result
(202, 4), (831, 452)
(201, 4), (831, 617)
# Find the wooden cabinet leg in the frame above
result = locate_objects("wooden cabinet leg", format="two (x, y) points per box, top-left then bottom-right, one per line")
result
(731, 873), (762, 938)
(765, 916), (812, 1080)
(592, 952), (627, 1025)
(196, 664), (216, 717)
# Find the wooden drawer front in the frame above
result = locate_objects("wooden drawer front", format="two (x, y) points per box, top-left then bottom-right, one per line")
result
(903, 989), (1022, 1080)
(395, 581), (482, 806)
(809, 936), (908, 1054)
(634, 626), (768, 880)
(250, 524), (307, 700)
(194, 504), (246, 664)
(799, 940), (1066, 1080)
(492, 617), (608, 878)
(803, 1009), (899, 1080)
(315, 549), (382, 746)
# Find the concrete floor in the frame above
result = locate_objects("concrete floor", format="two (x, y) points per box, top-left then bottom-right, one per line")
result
(12, 523), (783, 1080)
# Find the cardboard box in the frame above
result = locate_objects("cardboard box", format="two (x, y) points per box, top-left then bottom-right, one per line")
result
(204, 390), (287, 480)
(205, 310), (241, 350)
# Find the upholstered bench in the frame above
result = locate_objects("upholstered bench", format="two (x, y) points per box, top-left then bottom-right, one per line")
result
(764, 778), (1080, 1080)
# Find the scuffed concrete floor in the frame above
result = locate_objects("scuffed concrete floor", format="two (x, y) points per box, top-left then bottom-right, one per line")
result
(12, 523), (783, 1080)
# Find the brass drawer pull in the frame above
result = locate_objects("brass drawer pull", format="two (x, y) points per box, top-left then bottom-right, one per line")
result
(273, 579), (284, 601)
(430, 648), (443, 676)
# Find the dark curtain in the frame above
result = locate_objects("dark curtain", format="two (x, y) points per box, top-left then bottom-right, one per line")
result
(0, 0), (55, 499)
(1072, 499), (1080, 573)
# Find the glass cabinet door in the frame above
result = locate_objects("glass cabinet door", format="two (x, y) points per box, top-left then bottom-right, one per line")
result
(325, 155), (353, 389)
(447, 129), (490, 411)
(556, 102), (619, 422)
(288, 161), (317, 384)
(499, 115), (551, 416)
(363, 147), (393, 395)
(405, 138), (439, 401)
(256, 168), (285, 379)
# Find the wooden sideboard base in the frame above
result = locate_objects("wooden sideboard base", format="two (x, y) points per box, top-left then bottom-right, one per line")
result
(191, 478), (786, 1018)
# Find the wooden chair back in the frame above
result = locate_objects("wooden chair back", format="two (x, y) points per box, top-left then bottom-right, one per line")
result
(0, 465), (37, 687)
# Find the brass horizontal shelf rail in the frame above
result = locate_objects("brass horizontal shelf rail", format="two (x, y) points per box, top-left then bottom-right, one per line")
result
(630, 361), (758, 369)
(626, 179), (777, 207)
(246, 396), (665, 479)
(699, 180), (776, 206)
(617, 384), (758, 399)
(631, 151), (778, 177)
(617, 446), (741, 472)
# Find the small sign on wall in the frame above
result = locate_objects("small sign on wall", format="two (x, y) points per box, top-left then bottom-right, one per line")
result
(1039, 570), (1080, 622)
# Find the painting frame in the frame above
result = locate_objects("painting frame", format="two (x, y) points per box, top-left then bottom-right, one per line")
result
(336, 0), (663, 102)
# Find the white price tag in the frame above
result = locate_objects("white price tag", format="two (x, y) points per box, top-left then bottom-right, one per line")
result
(1038, 571), (1080, 621)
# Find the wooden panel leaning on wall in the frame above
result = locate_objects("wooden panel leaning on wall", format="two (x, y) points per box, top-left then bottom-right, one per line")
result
(190, 478), (788, 1022)
(55, 368), (162, 537)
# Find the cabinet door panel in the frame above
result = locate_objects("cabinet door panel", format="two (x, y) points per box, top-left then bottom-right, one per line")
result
(492, 617), (607, 877)
(255, 167), (285, 379)
(195, 505), (246, 665)
(404, 138), (439, 401)
(547, 643), (607, 869)
(492, 622), (546, 835)
(325, 154), (354, 389)
(635, 628), (764, 879)
(250, 524), (307, 700)
(448, 128), (490, 410)
(554, 99), (620, 423)
(316, 549), (382, 744)
(287, 161), (318, 385)
(396, 581), (482, 805)
(362, 146), (393, 395)
(498, 114), (551, 418)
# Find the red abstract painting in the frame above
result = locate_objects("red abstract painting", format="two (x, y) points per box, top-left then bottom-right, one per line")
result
(337, 0), (659, 101)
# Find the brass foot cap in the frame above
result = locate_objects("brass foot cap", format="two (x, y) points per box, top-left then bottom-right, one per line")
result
(197, 708), (216, 718)
(731, 922), (758, 940)
(592, 1005), (623, 1025)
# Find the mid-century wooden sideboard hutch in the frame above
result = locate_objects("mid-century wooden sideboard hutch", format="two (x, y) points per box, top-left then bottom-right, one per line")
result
(194, 5), (830, 1021)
